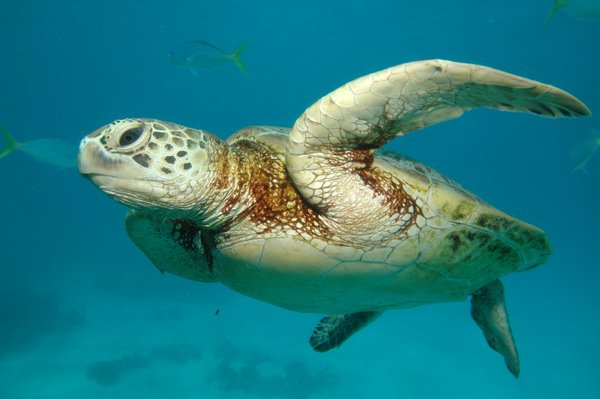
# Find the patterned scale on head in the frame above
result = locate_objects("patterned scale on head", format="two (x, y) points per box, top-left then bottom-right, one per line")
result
(79, 119), (230, 219)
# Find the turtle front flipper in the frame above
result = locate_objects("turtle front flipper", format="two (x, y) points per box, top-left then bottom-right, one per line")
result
(286, 60), (590, 214)
(471, 279), (520, 378)
(125, 210), (217, 282)
(310, 311), (382, 352)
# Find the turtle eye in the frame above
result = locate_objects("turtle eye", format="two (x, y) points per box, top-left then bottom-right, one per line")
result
(119, 126), (144, 147)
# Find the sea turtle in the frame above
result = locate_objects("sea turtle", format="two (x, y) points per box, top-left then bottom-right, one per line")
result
(78, 60), (590, 377)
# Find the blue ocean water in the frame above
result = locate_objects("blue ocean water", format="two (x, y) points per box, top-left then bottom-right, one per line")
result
(0, 0), (598, 398)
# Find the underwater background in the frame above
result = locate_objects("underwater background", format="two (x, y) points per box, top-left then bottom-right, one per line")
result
(1, 0), (599, 398)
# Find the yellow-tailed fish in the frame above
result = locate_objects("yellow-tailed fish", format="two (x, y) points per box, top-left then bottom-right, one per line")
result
(168, 40), (248, 75)
(571, 129), (600, 173)
(547, 0), (600, 22)
(0, 125), (77, 169)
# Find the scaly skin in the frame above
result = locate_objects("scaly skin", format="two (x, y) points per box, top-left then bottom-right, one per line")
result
(286, 59), (589, 219)
(78, 60), (590, 377)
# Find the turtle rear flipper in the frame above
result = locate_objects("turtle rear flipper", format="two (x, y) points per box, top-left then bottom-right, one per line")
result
(310, 311), (382, 352)
(471, 279), (520, 378)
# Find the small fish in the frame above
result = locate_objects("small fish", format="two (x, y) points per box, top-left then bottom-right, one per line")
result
(547, 0), (600, 22)
(169, 40), (248, 75)
(571, 129), (600, 173)
(0, 125), (77, 169)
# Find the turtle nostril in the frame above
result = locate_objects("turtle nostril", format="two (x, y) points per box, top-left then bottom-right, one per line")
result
(87, 127), (104, 138)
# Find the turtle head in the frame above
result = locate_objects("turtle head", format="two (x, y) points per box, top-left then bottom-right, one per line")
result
(78, 119), (228, 225)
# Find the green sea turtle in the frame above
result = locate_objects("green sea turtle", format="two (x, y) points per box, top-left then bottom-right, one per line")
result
(78, 60), (590, 377)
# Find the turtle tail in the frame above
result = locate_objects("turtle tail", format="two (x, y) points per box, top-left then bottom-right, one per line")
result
(0, 124), (21, 159)
(227, 41), (248, 76)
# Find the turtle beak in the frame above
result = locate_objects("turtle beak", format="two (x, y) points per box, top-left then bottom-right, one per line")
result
(77, 137), (136, 185)
(78, 136), (165, 207)
(78, 126), (107, 180)
(77, 137), (95, 179)
(78, 137), (114, 180)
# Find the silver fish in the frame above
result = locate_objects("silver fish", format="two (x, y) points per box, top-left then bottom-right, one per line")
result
(571, 129), (600, 173)
(1, 125), (77, 169)
(168, 40), (248, 75)
(547, 0), (600, 22)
